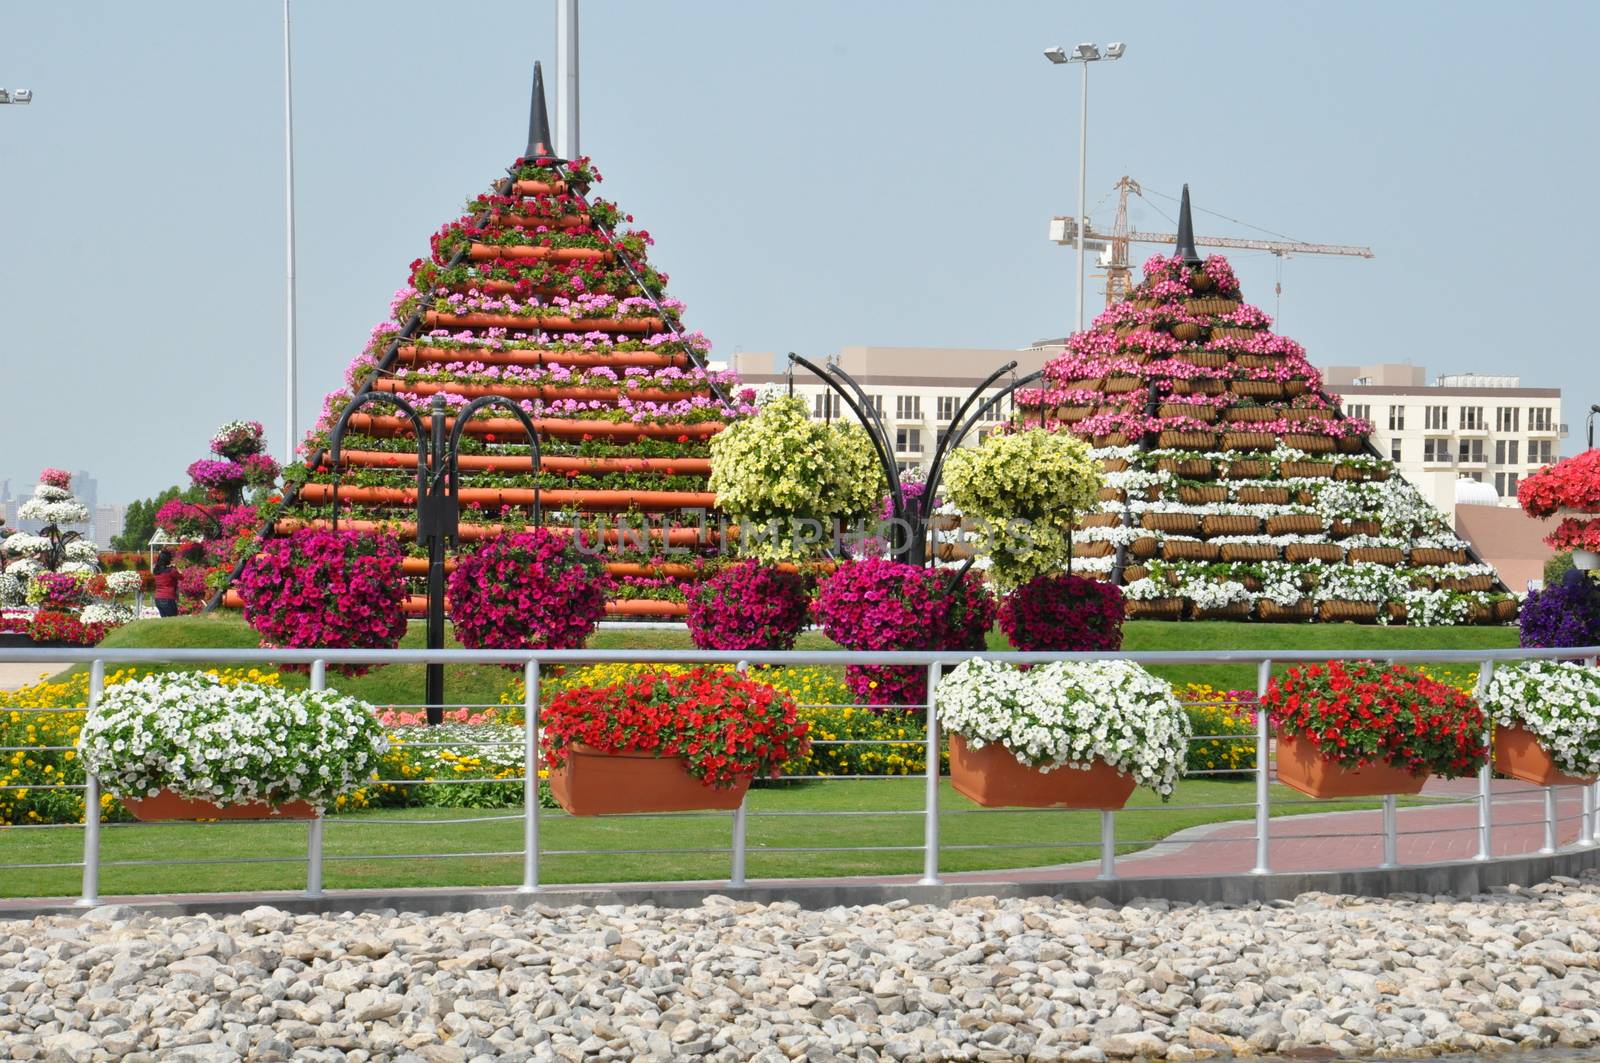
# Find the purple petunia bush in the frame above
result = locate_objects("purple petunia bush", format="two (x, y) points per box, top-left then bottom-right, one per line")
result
(237, 528), (409, 673)
(1520, 570), (1600, 650)
(446, 529), (610, 662)
(686, 561), (812, 651)
(814, 560), (995, 709)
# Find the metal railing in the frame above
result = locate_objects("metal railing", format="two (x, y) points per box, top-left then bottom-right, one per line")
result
(2, 643), (1598, 907)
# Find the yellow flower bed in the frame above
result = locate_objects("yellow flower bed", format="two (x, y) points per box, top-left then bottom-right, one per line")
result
(0, 668), (280, 826)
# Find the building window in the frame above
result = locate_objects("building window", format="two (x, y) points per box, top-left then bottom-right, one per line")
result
(1388, 405), (1406, 431)
(1494, 472), (1522, 497)
(865, 394), (884, 418)
(1530, 407), (1554, 432)
(1496, 406), (1520, 432)
(813, 392), (840, 420)
(1466, 472), (1483, 482)
(1459, 406), (1483, 430)
(1423, 438), (1451, 463)
(1390, 438), (1402, 462)
(896, 428), (922, 454)
(1458, 439), (1485, 464)
(1345, 403), (1371, 422)
(1494, 439), (1520, 465)
(936, 396), (959, 422)
(895, 395), (922, 421)
(1529, 439), (1555, 464)
(1425, 405), (1448, 430)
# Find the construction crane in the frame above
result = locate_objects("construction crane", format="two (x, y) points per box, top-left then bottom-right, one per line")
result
(1050, 176), (1374, 315)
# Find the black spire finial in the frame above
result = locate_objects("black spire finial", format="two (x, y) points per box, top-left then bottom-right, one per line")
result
(1174, 183), (1202, 267)
(524, 61), (556, 161)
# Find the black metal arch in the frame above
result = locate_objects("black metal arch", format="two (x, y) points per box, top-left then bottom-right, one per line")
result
(446, 394), (546, 528)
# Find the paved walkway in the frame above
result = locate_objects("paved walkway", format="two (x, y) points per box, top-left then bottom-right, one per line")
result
(0, 662), (61, 691)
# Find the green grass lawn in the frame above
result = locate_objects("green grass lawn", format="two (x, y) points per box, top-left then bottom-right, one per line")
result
(76, 613), (1519, 707)
(3, 776), (1416, 899)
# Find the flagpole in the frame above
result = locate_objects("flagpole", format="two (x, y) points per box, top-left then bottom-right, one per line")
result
(283, 0), (299, 465)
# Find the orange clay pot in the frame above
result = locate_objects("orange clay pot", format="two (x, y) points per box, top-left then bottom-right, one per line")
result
(467, 243), (608, 263)
(511, 179), (567, 195)
(332, 448), (712, 476)
(297, 482), (718, 511)
(422, 311), (664, 334)
(1493, 724), (1597, 787)
(549, 744), (749, 816)
(371, 378), (703, 404)
(396, 345), (689, 370)
(948, 734), (1137, 810)
(1274, 733), (1428, 799)
(340, 413), (724, 441)
(122, 790), (316, 821)
(270, 518), (717, 546)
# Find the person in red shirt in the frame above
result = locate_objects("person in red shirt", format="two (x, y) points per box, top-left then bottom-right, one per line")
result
(151, 549), (180, 617)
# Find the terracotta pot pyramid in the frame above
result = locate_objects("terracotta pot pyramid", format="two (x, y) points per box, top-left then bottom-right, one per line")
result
(259, 64), (753, 618)
(1016, 187), (1515, 626)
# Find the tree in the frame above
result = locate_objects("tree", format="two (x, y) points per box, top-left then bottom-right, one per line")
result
(112, 486), (188, 552)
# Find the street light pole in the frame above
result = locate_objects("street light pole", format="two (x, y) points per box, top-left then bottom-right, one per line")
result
(283, 0), (300, 467)
(1044, 42), (1126, 334)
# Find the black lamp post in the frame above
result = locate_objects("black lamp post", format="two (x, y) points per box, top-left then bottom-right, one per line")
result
(328, 392), (542, 723)
(786, 353), (1044, 567)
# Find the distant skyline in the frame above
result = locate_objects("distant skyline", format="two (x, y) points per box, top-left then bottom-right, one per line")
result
(3, 1), (1597, 503)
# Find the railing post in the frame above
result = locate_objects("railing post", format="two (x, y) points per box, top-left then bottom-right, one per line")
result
(1474, 660), (1496, 861)
(520, 659), (541, 893)
(1580, 785), (1596, 848)
(1097, 810), (1117, 880)
(305, 659), (326, 899)
(77, 659), (105, 908)
(730, 660), (750, 888)
(920, 661), (941, 886)
(1381, 794), (1398, 869)
(1542, 786), (1558, 855)
(1251, 659), (1272, 875)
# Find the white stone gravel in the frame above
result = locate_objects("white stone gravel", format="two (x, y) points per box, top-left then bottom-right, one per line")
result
(5, 875), (1600, 1061)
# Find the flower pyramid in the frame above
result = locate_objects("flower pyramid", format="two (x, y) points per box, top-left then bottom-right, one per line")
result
(1015, 188), (1515, 626)
(266, 66), (754, 618)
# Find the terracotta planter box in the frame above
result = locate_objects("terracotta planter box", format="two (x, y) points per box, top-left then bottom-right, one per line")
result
(948, 734), (1136, 810)
(1258, 600), (1315, 623)
(1275, 734), (1428, 799)
(122, 790), (316, 822)
(1494, 724), (1596, 787)
(548, 744), (750, 816)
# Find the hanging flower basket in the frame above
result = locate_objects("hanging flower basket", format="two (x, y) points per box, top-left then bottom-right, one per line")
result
(1332, 518), (1383, 538)
(1258, 599), (1314, 623)
(1171, 378), (1228, 396)
(1227, 405), (1281, 422)
(1438, 574), (1494, 592)
(1202, 515), (1261, 537)
(1175, 351), (1229, 369)
(1237, 486), (1291, 505)
(1282, 433), (1336, 454)
(1285, 542), (1344, 562)
(1185, 297), (1239, 315)
(548, 745), (752, 816)
(1220, 543), (1280, 563)
(949, 735), (1137, 810)
(1127, 597), (1183, 619)
(1074, 540), (1115, 557)
(1178, 485), (1229, 505)
(1265, 513), (1323, 535)
(1193, 601), (1253, 620)
(1493, 598), (1520, 622)
(1221, 459), (1271, 479)
(1158, 430), (1218, 450)
(1317, 600), (1380, 623)
(1057, 405), (1095, 422)
(1337, 435), (1367, 452)
(1229, 380), (1285, 399)
(1104, 375), (1143, 394)
(1142, 512), (1201, 535)
(1094, 432), (1134, 448)
(1221, 431), (1279, 451)
(1280, 460), (1334, 479)
(1410, 547), (1468, 566)
(1079, 512), (1123, 529)
(122, 792), (316, 822)
(1163, 539), (1221, 562)
(1385, 602), (1409, 625)
(1348, 547), (1405, 566)
(1160, 402), (1219, 422)
(1171, 322), (1205, 342)
(1157, 457), (1214, 478)
(1334, 463), (1387, 482)
(1275, 734), (1429, 799)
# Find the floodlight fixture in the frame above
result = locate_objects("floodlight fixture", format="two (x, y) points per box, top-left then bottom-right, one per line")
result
(1044, 46), (1068, 64)
(1075, 42), (1100, 60)
(1105, 42), (1126, 59)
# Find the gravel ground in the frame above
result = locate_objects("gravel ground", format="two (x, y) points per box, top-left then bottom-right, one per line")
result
(5, 876), (1600, 1062)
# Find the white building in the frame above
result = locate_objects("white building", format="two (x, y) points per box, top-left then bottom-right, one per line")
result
(732, 346), (1051, 474)
(1323, 364), (1565, 511)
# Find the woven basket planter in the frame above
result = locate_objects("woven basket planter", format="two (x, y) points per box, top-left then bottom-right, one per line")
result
(1232, 354), (1281, 370)
(1127, 598), (1184, 620)
(1073, 540), (1115, 558)
(1122, 565), (1149, 582)
(1333, 464), (1385, 482)
(1100, 458), (1130, 472)
(1078, 512), (1123, 529)
(1172, 323), (1206, 342)
(1159, 403), (1220, 422)
(1410, 547), (1468, 566)
(1336, 435), (1366, 452)
(1175, 350), (1229, 369)
(1193, 601), (1253, 621)
(1094, 433), (1134, 448)
(1177, 485), (1229, 505)
(1201, 514), (1262, 537)
(1258, 600), (1315, 623)
(1222, 431), (1279, 451)
(1283, 407), (1328, 423)
(1128, 537), (1161, 559)
(1210, 326), (1257, 341)
(1266, 513), (1323, 536)
(1095, 486), (1125, 503)
(1467, 602), (1493, 625)
(1060, 377), (1104, 392)
(1162, 539), (1221, 562)
(1229, 380), (1285, 399)
(1220, 543), (1281, 562)
(1056, 405), (1095, 423)
(1104, 375), (1142, 393)
(1348, 547), (1405, 566)
(1157, 457), (1214, 478)
(1220, 459), (1272, 480)
(1284, 542), (1344, 563)
(1493, 598), (1520, 622)
(1186, 297), (1241, 315)
(1332, 519), (1383, 538)
(1438, 575), (1494, 592)
(1318, 601), (1381, 624)
(1280, 461), (1334, 479)
(1158, 430), (1218, 450)
(1142, 512), (1201, 535)
(1236, 486), (1290, 505)
(1282, 433), (1336, 454)
(1226, 405), (1280, 422)
(1169, 378), (1228, 396)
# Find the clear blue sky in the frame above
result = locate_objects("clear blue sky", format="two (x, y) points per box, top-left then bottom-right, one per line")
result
(3, 1), (1596, 504)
